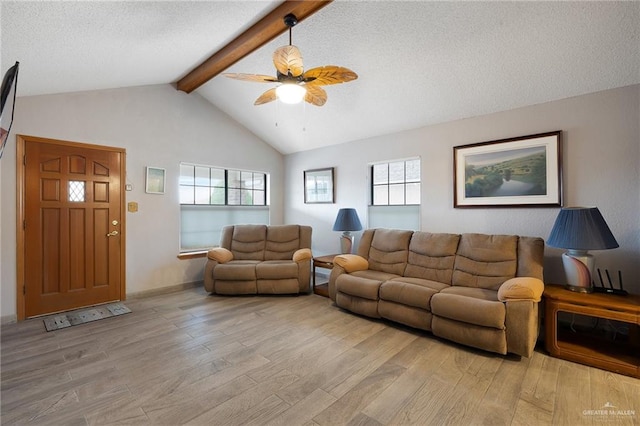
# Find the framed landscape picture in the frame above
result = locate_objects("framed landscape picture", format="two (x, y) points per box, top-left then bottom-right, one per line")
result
(454, 131), (562, 207)
(304, 167), (334, 203)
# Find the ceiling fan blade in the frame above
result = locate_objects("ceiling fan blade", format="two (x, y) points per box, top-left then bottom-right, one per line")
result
(304, 85), (327, 106)
(254, 88), (277, 105)
(303, 66), (358, 86)
(223, 73), (278, 83)
(273, 45), (304, 78)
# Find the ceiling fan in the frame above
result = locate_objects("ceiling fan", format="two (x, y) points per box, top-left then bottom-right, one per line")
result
(223, 14), (357, 107)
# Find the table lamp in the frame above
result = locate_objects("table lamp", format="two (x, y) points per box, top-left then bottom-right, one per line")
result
(332, 208), (362, 254)
(547, 207), (619, 293)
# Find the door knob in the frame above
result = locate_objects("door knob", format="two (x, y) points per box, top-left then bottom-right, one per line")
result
(106, 230), (119, 237)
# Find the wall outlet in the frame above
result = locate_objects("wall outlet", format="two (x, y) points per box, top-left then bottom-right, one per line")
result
(128, 202), (138, 213)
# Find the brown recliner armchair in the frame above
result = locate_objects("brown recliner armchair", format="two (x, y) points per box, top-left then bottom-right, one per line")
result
(204, 224), (312, 295)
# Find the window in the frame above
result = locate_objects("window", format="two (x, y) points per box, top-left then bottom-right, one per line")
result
(179, 164), (266, 206)
(371, 158), (421, 205)
(369, 158), (421, 231)
(179, 163), (269, 252)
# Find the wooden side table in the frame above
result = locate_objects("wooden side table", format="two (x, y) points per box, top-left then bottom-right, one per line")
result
(312, 254), (340, 297)
(543, 284), (640, 378)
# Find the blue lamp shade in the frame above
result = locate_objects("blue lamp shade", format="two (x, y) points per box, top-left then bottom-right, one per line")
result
(547, 207), (618, 293)
(333, 208), (362, 254)
(547, 207), (619, 250)
(332, 208), (363, 232)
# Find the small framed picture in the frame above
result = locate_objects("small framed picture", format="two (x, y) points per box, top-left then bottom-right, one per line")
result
(454, 131), (562, 207)
(145, 167), (166, 194)
(304, 167), (334, 203)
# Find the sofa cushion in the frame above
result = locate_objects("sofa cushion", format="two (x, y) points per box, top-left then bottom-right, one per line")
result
(256, 260), (298, 279)
(517, 236), (545, 280)
(452, 233), (518, 290)
(265, 225), (302, 260)
(213, 260), (259, 280)
(229, 225), (267, 260)
(438, 286), (500, 301)
(366, 229), (413, 275)
(336, 274), (385, 300)
(431, 290), (505, 329)
(380, 277), (448, 309)
(404, 232), (460, 284)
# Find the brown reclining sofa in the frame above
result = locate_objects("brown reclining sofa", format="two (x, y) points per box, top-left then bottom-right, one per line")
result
(329, 228), (545, 357)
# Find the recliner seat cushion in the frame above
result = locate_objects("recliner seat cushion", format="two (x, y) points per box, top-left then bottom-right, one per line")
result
(213, 261), (259, 280)
(380, 277), (448, 309)
(336, 274), (384, 300)
(256, 261), (298, 279)
(431, 289), (505, 329)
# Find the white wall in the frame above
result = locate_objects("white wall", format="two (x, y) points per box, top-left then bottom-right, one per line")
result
(285, 85), (640, 294)
(0, 84), (284, 322)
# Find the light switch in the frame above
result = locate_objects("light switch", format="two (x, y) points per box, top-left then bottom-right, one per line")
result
(128, 202), (138, 213)
(125, 184), (133, 191)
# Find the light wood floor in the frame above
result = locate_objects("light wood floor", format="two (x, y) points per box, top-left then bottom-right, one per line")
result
(2, 286), (639, 425)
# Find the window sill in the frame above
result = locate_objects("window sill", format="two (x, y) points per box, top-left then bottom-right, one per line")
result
(177, 251), (208, 260)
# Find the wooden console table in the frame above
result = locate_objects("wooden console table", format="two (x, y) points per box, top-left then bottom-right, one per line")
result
(543, 284), (640, 378)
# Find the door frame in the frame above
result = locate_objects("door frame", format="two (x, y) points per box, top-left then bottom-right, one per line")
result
(16, 134), (126, 320)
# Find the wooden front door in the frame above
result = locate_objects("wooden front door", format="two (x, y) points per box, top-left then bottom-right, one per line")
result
(19, 135), (125, 318)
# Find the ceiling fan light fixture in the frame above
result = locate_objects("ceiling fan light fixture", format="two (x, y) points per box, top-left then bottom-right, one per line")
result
(276, 83), (306, 104)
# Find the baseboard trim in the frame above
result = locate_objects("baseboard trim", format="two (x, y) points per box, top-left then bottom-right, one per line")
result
(126, 281), (202, 300)
(1, 314), (18, 325)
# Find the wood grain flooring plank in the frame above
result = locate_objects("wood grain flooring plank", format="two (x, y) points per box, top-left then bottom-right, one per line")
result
(321, 327), (419, 399)
(313, 362), (407, 425)
(276, 348), (366, 405)
(589, 367), (636, 426)
(260, 388), (337, 426)
(552, 361), (594, 425)
(142, 374), (258, 425)
(0, 388), (80, 425)
(185, 369), (298, 425)
(470, 353), (532, 424)
(20, 385), (132, 426)
(518, 349), (560, 415)
(511, 397), (555, 426)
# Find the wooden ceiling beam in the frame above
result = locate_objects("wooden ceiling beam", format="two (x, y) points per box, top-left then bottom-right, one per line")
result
(176, 0), (332, 93)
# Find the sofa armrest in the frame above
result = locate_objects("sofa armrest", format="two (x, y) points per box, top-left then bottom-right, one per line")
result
(207, 247), (233, 264)
(334, 254), (369, 273)
(293, 248), (312, 262)
(498, 277), (545, 302)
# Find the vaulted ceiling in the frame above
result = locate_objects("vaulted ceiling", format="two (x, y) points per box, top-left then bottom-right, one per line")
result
(2, 1), (638, 154)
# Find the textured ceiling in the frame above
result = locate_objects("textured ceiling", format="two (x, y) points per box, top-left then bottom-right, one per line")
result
(2, 1), (639, 155)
